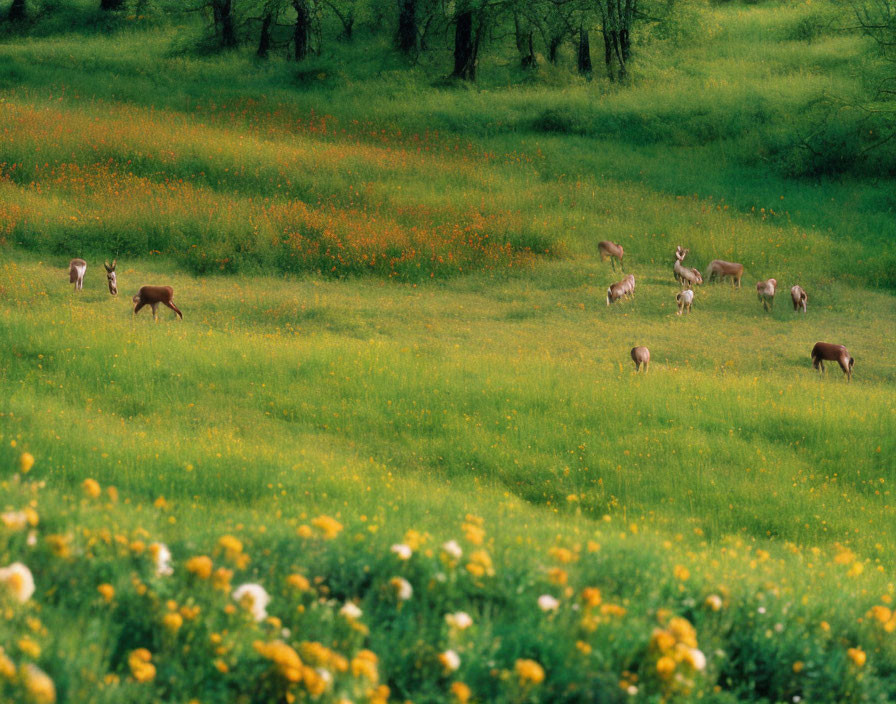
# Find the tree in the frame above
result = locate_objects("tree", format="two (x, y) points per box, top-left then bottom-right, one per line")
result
(100, 0), (125, 9)
(213, 0), (239, 47)
(514, 11), (537, 68)
(7, 0), (27, 21)
(595, 0), (637, 80)
(293, 0), (312, 60)
(577, 25), (592, 75)
(323, 0), (356, 40)
(397, 0), (416, 52)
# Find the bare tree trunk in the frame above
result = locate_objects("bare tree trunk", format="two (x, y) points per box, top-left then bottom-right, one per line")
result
(548, 35), (562, 64)
(452, 10), (480, 80)
(397, 0), (416, 53)
(257, 11), (273, 58)
(514, 14), (536, 69)
(601, 28), (614, 80)
(577, 26), (592, 76)
(213, 0), (238, 48)
(293, 0), (311, 61)
(100, 0), (124, 9)
(8, 0), (26, 21)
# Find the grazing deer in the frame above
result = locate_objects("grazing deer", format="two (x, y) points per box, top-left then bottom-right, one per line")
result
(705, 260), (743, 288)
(631, 346), (650, 373)
(811, 342), (853, 382)
(598, 241), (625, 271)
(104, 260), (118, 296)
(621, 274), (635, 299)
(133, 286), (183, 320)
(606, 277), (630, 306)
(790, 285), (807, 313)
(69, 259), (86, 291)
(756, 278), (777, 311)
(673, 248), (702, 289)
(676, 289), (694, 315)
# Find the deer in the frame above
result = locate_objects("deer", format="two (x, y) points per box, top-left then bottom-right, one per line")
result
(790, 285), (807, 313)
(606, 277), (631, 306)
(104, 260), (118, 296)
(705, 260), (744, 288)
(69, 259), (86, 291)
(673, 247), (702, 289)
(133, 286), (183, 321)
(676, 289), (694, 315)
(620, 274), (635, 299)
(756, 278), (777, 311)
(598, 241), (625, 272)
(811, 342), (853, 382)
(631, 346), (650, 373)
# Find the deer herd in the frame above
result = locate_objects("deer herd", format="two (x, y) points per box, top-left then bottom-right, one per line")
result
(67, 245), (855, 381)
(596, 241), (855, 382)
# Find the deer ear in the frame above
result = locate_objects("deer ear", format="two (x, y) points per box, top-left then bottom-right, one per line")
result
(111, 259), (116, 270)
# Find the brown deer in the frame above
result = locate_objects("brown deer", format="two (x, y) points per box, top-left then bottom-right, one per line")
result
(104, 260), (118, 296)
(676, 289), (694, 315)
(620, 274), (635, 299)
(631, 346), (650, 373)
(606, 277), (630, 306)
(598, 241), (624, 271)
(133, 286), (183, 320)
(69, 259), (86, 291)
(705, 260), (743, 288)
(756, 278), (777, 311)
(790, 285), (807, 312)
(673, 248), (702, 289)
(811, 342), (853, 382)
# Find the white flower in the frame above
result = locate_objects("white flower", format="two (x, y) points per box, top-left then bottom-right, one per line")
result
(26, 531), (38, 547)
(757, 606), (766, 615)
(340, 602), (363, 620)
(0, 562), (35, 603)
(442, 540), (463, 560)
(626, 685), (638, 696)
(445, 611), (473, 630)
(1, 511), (27, 531)
(232, 583), (270, 622)
(391, 577), (413, 601)
(538, 594), (560, 612)
(390, 543), (413, 560)
(774, 623), (784, 633)
(688, 648), (707, 671)
(150, 542), (174, 577)
(439, 649), (461, 672)
(705, 594), (723, 611)
(316, 667), (333, 687)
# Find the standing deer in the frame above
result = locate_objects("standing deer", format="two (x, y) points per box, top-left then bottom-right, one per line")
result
(104, 260), (118, 296)
(133, 286), (183, 320)
(676, 289), (694, 315)
(69, 259), (87, 291)
(790, 285), (807, 312)
(621, 274), (635, 299)
(673, 248), (702, 289)
(756, 278), (777, 311)
(811, 342), (853, 382)
(606, 277), (631, 306)
(631, 346), (650, 373)
(705, 260), (744, 288)
(598, 241), (625, 271)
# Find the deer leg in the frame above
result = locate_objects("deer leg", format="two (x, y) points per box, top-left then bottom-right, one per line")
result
(151, 303), (159, 321)
(163, 300), (184, 320)
(133, 302), (146, 316)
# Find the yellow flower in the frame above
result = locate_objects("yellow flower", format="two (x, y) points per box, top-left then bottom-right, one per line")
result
(549, 547), (577, 564)
(297, 524), (313, 538)
(20, 453), (35, 474)
(185, 556), (213, 579)
(21, 664), (56, 704)
(302, 665), (327, 695)
(466, 550), (494, 578)
(575, 640), (592, 654)
(162, 612), (183, 633)
(287, 573), (311, 591)
(515, 658), (545, 685)
(254, 640), (304, 682)
(214, 659), (229, 673)
(0, 562), (35, 602)
(0, 647), (16, 679)
(668, 617), (698, 648)
(656, 656), (676, 678)
(212, 567), (233, 591)
(97, 584), (115, 603)
(18, 636), (41, 658)
(847, 648), (866, 668)
(450, 681), (471, 703)
(705, 594), (723, 611)
(46, 535), (70, 558)
(869, 605), (892, 624)
(547, 568), (567, 586)
(674, 565), (690, 581)
(180, 605), (200, 621)
(793, 661), (804, 673)
(650, 628), (676, 653)
(350, 649), (379, 682)
(581, 587), (602, 608)
(311, 515), (343, 539)
(128, 649), (156, 683)
(82, 478), (102, 499)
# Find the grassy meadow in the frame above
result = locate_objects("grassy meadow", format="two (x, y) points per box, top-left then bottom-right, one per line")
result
(1, 1), (895, 702)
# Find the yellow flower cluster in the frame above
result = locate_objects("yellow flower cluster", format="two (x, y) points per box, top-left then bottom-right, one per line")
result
(515, 658), (545, 686)
(311, 515), (344, 539)
(461, 514), (485, 545)
(466, 549), (494, 578)
(217, 534), (250, 569)
(128, 648), (156, 683)
(185, 555), (213, 579)
(649, 615), (706, 695)
(867, 605), (896, 633)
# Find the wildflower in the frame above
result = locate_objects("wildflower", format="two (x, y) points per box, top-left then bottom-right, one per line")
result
(214, 659), (229, 673)
(20, 453), (35, 474)
(466, 550), (494, 578)
(576, 640), (592, 654)
(439, 649), (461, 672)
(128, 649), (156, 683)
(445, 611), (473, 630)
(847, 647), (866, 667)
(515, 658), (545, 685)
(213, 567), (233, 591)
(668, 617), (698, 648)
(0, 647), (15, 679)
(286, 573), (311, 591)
(650, 628), (676, 652)
(390, 543), (413, 560)
(538, 594), (560, 612)
(403, 529), (426, 550)
(389, 577), (413, 601)
(681, 647), (707, 671)
(311, 515), (343, 539)
(350, 649), (379, 682)
(97, 584), (115, 603)
(674, 565), (690, 581)
(450, 681), (471, 703)
(705, 594), (723, 611)
(656, 656), (676, 678)
(21, 664), (56, 703)
(232, 583), (270, 622)
(82, 478), (102, 499)
(185, 556), (213, 579)
(149, 543), (173, 577)
(254, 640), (304, 682)
(339, 602), (362, 620)
(547, 567), (568, 585)
(46, 534), (70, 558)
(297, 524), (313, 538)
(793, 661), (804, 673)
(442, 540), (463, 561)
(0, 562), (35, 603)
(549, 547), (577, 564)
(18, 636), (40, 658)
(581, 587), (602, 608)
(1, 511), (27, 530)
(162, 612), (183, 633)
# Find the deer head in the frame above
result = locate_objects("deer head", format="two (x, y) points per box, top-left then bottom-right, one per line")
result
(104, 259), (118, 296)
